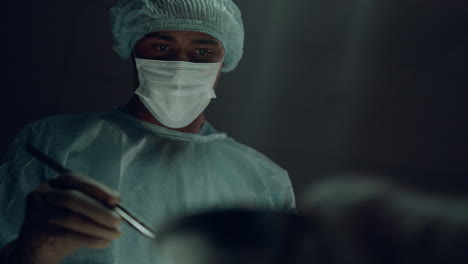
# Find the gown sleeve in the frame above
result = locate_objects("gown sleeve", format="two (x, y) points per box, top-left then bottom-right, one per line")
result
(0, 122), (52, 248)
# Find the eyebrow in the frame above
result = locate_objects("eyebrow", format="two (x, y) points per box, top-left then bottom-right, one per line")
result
(192, 39), (220, 46)
(145, 33), (176, 42)
(144, 33), (220, 46)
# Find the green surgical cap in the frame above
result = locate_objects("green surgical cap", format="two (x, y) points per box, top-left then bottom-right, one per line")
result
(110, 0), (244, 72)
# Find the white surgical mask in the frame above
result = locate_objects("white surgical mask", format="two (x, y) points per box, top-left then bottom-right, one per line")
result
(134, 58), (222, 128)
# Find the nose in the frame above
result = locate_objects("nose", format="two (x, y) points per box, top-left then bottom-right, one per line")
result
(172, 50), (190, 62)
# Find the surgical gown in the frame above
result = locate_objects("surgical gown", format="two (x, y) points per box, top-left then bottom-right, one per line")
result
(0, 109), (295, 264)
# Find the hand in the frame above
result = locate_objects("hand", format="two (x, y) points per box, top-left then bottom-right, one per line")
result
(12, 173), (122, 264)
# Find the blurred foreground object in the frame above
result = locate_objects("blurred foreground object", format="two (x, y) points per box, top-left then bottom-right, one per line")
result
(156, 181), (468, 264)
(156, 208), (324, 264)
(301, 175), (468, 264)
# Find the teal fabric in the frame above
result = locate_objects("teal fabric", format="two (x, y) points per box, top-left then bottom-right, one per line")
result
(0, 109), (295, 264)
(110, 0), (244, 73)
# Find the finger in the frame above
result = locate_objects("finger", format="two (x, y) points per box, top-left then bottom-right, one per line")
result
(38, 185), (122, 229)
(56, 227), (114, 249)
(47, 212), (121, 241)
(49, 173), (120, 206)
(25, 189), (66, 233)
(26, 192), (118, 245)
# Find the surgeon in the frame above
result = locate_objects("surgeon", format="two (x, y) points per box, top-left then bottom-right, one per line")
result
(0, 0), (295, 263)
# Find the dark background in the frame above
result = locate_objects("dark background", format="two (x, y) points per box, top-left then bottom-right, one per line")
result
(2, 0), (468, 198)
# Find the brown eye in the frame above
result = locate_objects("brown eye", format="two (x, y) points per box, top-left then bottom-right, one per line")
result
(152, 44), (169, 52)
(195, 49), (212, 56)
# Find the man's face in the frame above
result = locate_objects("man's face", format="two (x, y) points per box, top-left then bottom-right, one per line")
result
(133, 30), (225, 63)
(131, 30), (225, 90)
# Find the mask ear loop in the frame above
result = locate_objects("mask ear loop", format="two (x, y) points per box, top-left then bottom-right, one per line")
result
(132, 48), (141, 90)
(220, 57), (226, 71)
